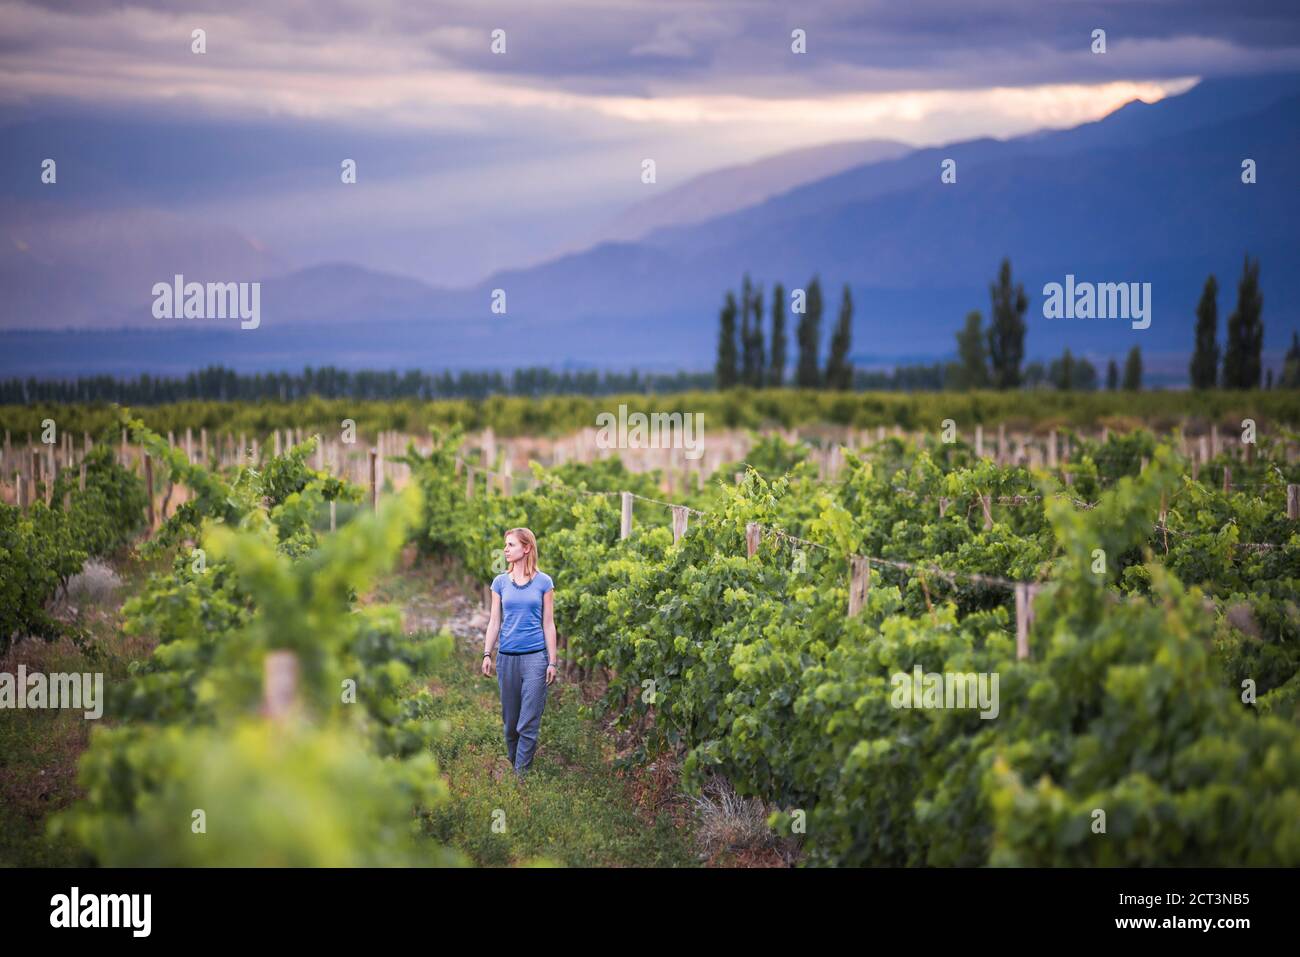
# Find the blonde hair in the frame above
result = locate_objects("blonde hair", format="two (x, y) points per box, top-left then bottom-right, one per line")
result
(505, 527), (539, 579)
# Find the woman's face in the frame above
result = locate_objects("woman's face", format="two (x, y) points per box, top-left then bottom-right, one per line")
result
(503, 534), (527, 566)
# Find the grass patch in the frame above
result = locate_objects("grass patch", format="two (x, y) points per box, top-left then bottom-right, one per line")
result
(414, 638), (700, 867)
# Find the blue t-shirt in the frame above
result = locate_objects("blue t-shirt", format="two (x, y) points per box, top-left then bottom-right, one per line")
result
(491, 571), (554, 653)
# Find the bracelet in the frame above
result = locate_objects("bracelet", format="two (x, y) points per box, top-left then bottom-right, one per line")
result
(483, 653), (491, 658)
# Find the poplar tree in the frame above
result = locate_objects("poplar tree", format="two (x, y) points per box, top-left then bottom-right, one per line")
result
(769, 282), (787, 387)
(825, 284), (854, 390)
(1122, 345), (1143, 391)
(796, 275), (823, 388)
(715, 291), (738, 389)
(986, 258), (1028, 389)
(1189, 275), (1219, 389)
(1222, 255), (1263, 389)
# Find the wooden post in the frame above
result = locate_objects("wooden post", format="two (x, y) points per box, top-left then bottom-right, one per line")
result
(997, 424), (1006, 464)
(455, 458), (463, 477)
(1191, 453), (1200, 482)
(185, 427), (194, 463)
(848, 555), (871, 618)
(78, 462), (86, 491)
(120, 429), (128, 468)
(273, 430), (281, 457)
(745, 522), (761, 558)
(15, 473), (23, 510)
(330, 499), (337, 532)
(620, 492), (633, 539)
(1223, 466), (1231, 495)
(1287, 485), (1299, 521)
(1047, 430), (1057, 469)
(262, 650), (300, 720)
(200, 428), (208, 463)
(369, 450), (378, 509)
(1015, 583), (1038, 661)
(1210, 424), (1219, 458)
(671, 505), (688, 544)
(938, 497), (949, 518)
(981, 494), (993, 530)
(975, 425), (984, 458)
(144, 453), (155, 530)
(1140, 456), (1148, 473)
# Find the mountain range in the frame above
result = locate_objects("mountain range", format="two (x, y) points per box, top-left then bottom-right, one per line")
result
(3, 72), (1299, 380)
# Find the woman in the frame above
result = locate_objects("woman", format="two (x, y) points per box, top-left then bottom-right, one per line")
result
(481, 527), (557, 778)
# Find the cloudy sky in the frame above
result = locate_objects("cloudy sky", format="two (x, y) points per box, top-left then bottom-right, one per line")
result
(4, 0), (1300, 285)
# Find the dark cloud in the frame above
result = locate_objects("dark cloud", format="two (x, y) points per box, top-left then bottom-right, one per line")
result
(10, 0), (1300, 97)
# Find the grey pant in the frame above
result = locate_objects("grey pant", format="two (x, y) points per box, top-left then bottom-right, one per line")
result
(497, 650), (549, 772)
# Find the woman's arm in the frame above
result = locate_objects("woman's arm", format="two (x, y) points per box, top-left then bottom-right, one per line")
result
(543, 589), (558, 684)
(481, 591), (501, 675)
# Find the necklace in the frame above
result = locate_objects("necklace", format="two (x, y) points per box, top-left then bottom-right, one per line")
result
(509, 571), (536, 588)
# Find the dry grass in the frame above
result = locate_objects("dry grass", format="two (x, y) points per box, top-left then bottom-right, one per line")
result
(690, 773), (801, 867)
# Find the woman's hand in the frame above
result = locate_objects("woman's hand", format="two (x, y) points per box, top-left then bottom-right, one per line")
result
(481, 654), (495, 677)
(545, 664), (557, 686)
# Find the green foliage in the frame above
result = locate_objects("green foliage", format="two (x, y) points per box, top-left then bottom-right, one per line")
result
(52, 450), (458, 865)
(51, 442), (148, 556)
(1, 442), (145, 653)
(409, 426), (1300, 865)
(5, 390), (1299, 441)
(0, 502), (86, 652)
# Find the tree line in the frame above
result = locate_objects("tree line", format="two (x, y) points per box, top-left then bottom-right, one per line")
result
(0, 366), (716, 405)
(714, 273), (854, 389)
(719, 253), (1290, 393)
